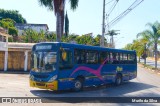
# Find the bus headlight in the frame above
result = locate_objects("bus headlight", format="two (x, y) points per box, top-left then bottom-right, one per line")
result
(30, 75), (34, 80)
(48, 75), (57, 82)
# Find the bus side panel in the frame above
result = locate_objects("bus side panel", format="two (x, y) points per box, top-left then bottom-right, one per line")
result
(101, 64), (137, 82)
(58, 80), (75, 90)
(57, 64), (137, 90)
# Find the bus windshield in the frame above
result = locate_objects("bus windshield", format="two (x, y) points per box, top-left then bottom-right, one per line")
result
(31, 51), (57, 72)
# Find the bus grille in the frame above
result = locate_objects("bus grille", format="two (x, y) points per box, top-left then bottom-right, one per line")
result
(36, 83), (45, 86)
(34, 75), (49, 78)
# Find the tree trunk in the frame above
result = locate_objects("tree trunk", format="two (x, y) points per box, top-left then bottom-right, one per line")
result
(138, 56), (140, 62)
(56, 11), (62, 42)
(144, 43), (146, 65)
(155, 42), (158, 69)
(56, 0), (65, 42)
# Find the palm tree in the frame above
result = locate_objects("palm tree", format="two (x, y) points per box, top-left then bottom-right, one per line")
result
(137, 31), (151, 64)
(38, 0), (79, 42)
(137, 21), (160, 69)
(106, 30), (120, 48)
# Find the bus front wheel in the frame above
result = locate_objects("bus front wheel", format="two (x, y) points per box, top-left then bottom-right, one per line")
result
(115, 74), (122, 86)
(74, 78), (83, 91)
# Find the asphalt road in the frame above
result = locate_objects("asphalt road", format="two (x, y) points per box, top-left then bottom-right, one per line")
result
(0, 66), (160, 106)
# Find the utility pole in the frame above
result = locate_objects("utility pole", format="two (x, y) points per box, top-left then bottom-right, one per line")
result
(101, 0), (105, 47)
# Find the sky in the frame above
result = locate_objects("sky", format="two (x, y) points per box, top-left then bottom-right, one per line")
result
(0, 0), (160, 49)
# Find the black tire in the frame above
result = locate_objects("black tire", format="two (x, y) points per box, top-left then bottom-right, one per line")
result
(115, 74), (122, 86)
(74, 78), (83, 91)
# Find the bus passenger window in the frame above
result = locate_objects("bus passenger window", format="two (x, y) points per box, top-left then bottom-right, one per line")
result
(77, 56), (82, 64)
(100, 52), (109, 64)
(110, 53), (113, 64)
(112, 53), (119, 64)
(119, 53), (123, 64)
(123, 54), (128, 64)
(74, 49), (86, 64)
(128, 54), (136, 64)
(86, 51), (98, 64)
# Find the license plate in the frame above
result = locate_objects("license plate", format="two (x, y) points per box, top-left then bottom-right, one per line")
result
(36, 83), (45, 86)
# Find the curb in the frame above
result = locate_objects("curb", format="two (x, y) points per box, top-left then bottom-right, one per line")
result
(138, 63), (160, 75)
(0, 71), (29, 74)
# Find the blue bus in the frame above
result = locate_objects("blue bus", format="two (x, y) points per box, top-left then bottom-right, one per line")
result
(30, 42), (137, 91)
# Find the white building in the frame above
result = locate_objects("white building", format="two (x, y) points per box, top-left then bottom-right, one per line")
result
(15, 23), (49, 35)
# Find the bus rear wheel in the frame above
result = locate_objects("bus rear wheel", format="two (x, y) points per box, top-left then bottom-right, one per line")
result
(115, 74), (122, 86)
(74, 78), (83, 91)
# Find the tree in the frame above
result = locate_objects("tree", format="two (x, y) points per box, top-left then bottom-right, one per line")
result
(0, 18), (19, 42)
(75, 35), (93, 45)
(106, 30), (120, 48)
(124, 39), (145, 62)
(137, 21), (160, 69)
(94, 35), (101, 46)
(0, 18), (15, 29)
(65, 11), (69, 36)
(46, 32), (56, 42)
(8, 27), (18, 42)
(38, 0), (79, 42)
(124, 43), (133, 50)
(0, 9), (27, 23)
(23, 29), (44, 43)
(132, 39), (145, 63)
(137, 31), (152, 64)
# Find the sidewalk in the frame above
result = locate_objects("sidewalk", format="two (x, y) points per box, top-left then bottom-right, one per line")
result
(147, 57), (160, 62)
(0, 71), (29, 74)
(138, 63), (160, 76)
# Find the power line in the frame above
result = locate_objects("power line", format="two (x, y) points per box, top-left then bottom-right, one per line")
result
(105, 0), (120, 47)
(107, 0), (144, 28)
(105, 0), (115, 5)
(107, 0), (119, 16)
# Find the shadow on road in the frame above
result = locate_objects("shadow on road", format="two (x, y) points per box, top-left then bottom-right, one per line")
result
(30, 81), (158, 103)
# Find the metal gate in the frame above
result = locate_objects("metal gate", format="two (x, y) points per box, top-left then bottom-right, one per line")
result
(8, 51), (25, 71)
(0, 51), (4, 71)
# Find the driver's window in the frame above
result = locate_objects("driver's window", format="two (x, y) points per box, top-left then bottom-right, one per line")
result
(59, 50), (73, 70)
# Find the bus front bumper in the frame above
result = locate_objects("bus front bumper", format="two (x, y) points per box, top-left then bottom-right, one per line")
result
(30, 80), (58, 90)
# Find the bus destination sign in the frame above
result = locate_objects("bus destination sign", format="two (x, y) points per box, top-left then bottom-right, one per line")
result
(36, 45), (52, 50)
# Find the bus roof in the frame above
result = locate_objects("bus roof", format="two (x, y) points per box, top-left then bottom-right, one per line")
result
(35, 42), (136, 54)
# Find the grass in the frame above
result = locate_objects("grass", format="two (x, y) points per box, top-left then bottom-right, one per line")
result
(138, 62), (160, 71)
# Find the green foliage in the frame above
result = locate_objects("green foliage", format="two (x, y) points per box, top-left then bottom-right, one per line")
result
(65, 11), (69, 36)
(69, 0), (79, 10)
(22, 29), (46, 43)
(0, 9), (27, 23)
(124, 21), (160, 68)
(8, 27), (18, 36)
(38, 0), (79, 41)
(94, 35), (101, 46)
(19, 28), (102, 46)
(46, 32), (56, 42)
(0, 18), (19, 42)
(0, 18), (15, 29)
(8, 37), (13, 42)
(76, 35), (93, 45)
(124, 43), (133, 50)
(60, 34), (103, 46)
